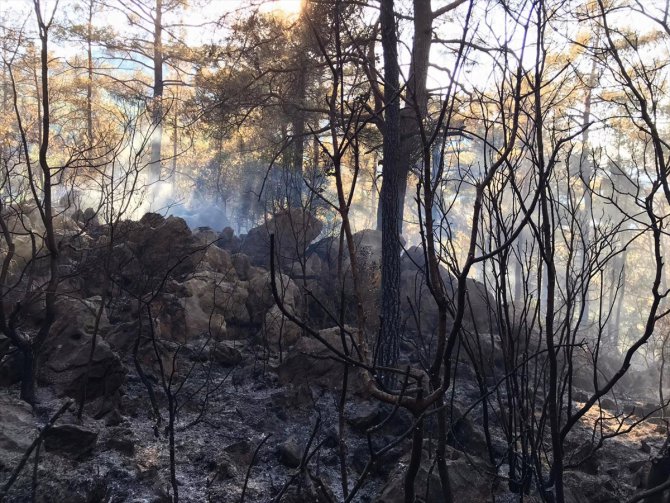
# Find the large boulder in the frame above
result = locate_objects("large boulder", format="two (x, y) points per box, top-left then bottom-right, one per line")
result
(43, 424), (98, 459)
(305, 237), (496, 337)
(375, 448), (494, 503)
(39, 297), (126, 402)
(72, 207), (101, 230)
(0, 335), (22, 387)
(563, 471), (620, 502)
(192, 226), (220, 246)
(399, 245), (496, 343)
(240, 209), (323, 268)
(179, 272), (250, 339)
(278, 326), (366, 393)
(219, 227), (241, 254)
(246, 272), (301, 326)
(150, 291), (189, 343)
(305, 229), (405, 331)
(210, 341), (243, 366)
(0, 393), (36, 470)
(101, 214), (206, 295)
(262, 304), (302, 348)
(197, 246), (237, 280)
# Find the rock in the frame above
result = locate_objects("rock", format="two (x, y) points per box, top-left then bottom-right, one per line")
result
(53, 214), (82, 241)
(278, 438), (302, 468)
(151, 292), (189, 343)
(139, 212), (165, 227)
(224, 439), (254, 465)
(400, 245), (495, 338)
(103, 407), (123, 426)
(306, 235), (338, 272)
(247, 272), (300, 326)
(81, 390), (123, 422)
(377, 403), (414, 437)
(231, 253), (253, 280)
(563, 471), (619, 502)
(106, 214), (205, 295)
(44, 424), (98, 458)
(262, 304), (302, 348)
(219, 227), (241, 254)
(0, 332), (9, 355)
(240, 209), (323, 268)
(281, 472), (336, 503)
(376, 462), (442, 502)
(323, 427), (339, 449)
(566, 441), (600, 475)
(304, 232), (497, 338)
(447, 409), (488, 459)
(304, 253), (322, 278)
(270, 385), (313, 411)
(193, 226), (220, 245)
(105, 427), (136, 456)
(217, 281), (251, 326)
(600, 397), (616, 410)
(340, 230), (387, 328)
(375, 447), (493, 502)
(573, 389), (589, 402)
(40, 296), (126, 402)
(278, 326), (366, 393)
(346, 402), (380, 430)
(73, 207), (100, 229)
(197, 245), (237, 280)
(0, 343), (23, 387)
(31, 476), (109, 503)
(179, 272), (251, 339)
(208, 452), (240, 481)
(211, 341), (243, 366)
(0, 393), (36, 470)
(639, 401), (664, 418)
(105, 321), (139, 354)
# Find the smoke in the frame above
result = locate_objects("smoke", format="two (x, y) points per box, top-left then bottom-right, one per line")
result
(167, 197), (231, 231)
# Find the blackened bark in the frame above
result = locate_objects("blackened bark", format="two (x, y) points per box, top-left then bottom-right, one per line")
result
(288, 51), (307, 207)
(149, 0), (164, 182)
(378, 0), (402, 372)
(396, 0), (432, 232)
(377, 0), (432, 233)
(30, 0), (59, 405)
(86, 0), (94, 147)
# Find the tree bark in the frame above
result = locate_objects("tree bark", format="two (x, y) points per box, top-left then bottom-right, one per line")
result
(377, 0), (432, 233)
(86, 0), (94, 148)
(378, 0), (402, 372)
(149, 0), (164, 182)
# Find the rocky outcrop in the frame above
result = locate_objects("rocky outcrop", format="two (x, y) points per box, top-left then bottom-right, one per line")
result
(247, 272), (301, 325)
(400, 245), (495, 336)
(302, 233), (496, 339)
(196, 245), (237, 279)
(180, 273), (236, 340)
(262, 305), (302, 348)
(105, 214), (206, 295)
(278, 326), (366, 393)
(239, 209), (323, 268)
(39, 297), (125, 402)
(2, 212), (655, 503)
